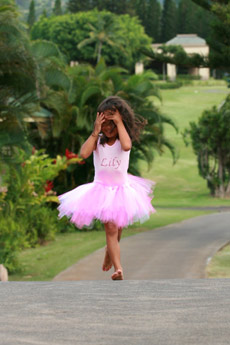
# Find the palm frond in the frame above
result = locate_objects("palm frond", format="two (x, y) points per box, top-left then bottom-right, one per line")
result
(80, 86), (102, 108)
(30, 40), (64, 61)
(45, 69), (71, 92)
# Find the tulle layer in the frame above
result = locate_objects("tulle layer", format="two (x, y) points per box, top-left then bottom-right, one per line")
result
(57, 174), (155, 229)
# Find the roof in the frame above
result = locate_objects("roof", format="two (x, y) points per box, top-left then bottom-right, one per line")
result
(166, 34), (207, 46)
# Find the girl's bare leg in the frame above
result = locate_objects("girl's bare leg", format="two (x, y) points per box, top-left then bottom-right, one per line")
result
(102, 227), (123, 271)
(118, 227), (123, 242)
(104, 222), (123, 280)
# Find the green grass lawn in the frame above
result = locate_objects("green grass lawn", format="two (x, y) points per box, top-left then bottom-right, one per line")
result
(206, 243), (230, 278)
(9, 83), (230, 281)
(143, 85), (230, 208)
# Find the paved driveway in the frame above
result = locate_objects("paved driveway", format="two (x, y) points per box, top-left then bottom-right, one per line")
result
(54, 212), (230, 281)
(1, 280), (230, 345)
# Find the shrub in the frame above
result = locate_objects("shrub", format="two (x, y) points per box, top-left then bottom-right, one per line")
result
(0, 217), (28, 272)
(0, 148), (81, 270)
(157, 81), (182, 89)
(184, 95), (230, 198)
(23, 206), (58, 246)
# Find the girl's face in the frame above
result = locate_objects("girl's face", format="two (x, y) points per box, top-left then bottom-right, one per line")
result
(101, 110), (118, 138)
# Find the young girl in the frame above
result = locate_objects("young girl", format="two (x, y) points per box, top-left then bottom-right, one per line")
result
(58, 96), (155, 280)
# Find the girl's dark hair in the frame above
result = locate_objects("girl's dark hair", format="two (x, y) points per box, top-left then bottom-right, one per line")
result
(97, 96), (146, 145)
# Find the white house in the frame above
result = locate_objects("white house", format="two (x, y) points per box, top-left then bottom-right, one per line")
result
(152, 34), (210, 81)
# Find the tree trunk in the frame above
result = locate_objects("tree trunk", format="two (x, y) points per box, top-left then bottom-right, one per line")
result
(162, 62), (166, 81)
(217, 151), (225, 198)
(225, 180), (230, 198)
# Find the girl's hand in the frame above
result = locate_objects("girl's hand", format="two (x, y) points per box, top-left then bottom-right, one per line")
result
(93, 112), (105, 136)
(105, 109), (122, 126)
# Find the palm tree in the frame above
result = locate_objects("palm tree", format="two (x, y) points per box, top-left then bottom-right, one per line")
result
(28, 40), (79, 154)
(77, 12), (125, 63)
(0, 1), (38, 157)
(65, 59), (177, 182)
(0, 2), (74, 161)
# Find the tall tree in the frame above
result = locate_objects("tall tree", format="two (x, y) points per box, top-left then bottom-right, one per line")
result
(177, 0), (191, 33)
(160, 0), (177, 42)
(67, 0), (91, 12)
(191, 0), (230, 69)
(77, 13), (123, 63)
(42, 8), (47, 18)
(53, 0), (62, 15)
(134, 0), (147, 26)
(31, 10), (151, 70)
(177, 0), (212, 39)
(67, 0), (135, 14)
(186, 95), (230, 198)
(96, 0), (135, 15)
(0, 0), (37, 155)
(27, 0), (36, 30)
(145, 0), (161, 42)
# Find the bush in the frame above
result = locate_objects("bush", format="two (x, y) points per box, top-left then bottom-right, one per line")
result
(0, 217), (28, 272)
(31, 10), (151, 70)
(177, 74), (201, 80)
(0, 148), (80, 270)
(157, 81), (182, 89)
(24, 206), (58, 246)
(184, 94), (230, 198)
(191, 78), (227, 87)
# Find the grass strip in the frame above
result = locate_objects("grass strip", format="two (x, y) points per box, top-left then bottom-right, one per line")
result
(206, 243), (230, 278)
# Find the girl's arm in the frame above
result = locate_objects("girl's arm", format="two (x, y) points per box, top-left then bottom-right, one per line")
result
(106, 110), (132, 151)
(80, 113), (105, 159)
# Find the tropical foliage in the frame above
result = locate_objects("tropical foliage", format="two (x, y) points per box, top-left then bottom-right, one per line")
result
(0, 148), (81, 271)
(142, 44), (208, 71)
(184, 95), (230, 198)
(67, 0), (135, 15)
(16, 0), (213, 45)
(191, 0), (230, 70)
(31, 58), (177, 193)
(66, 0), (212, 43)
(30, 10), (152, 70)
(77, 12), (122, 63)
(0, 1), (38, 155)
(1, 1), (177, 272)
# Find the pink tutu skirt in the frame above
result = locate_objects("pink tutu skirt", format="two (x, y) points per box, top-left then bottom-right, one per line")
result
(57, 174), (155, 229)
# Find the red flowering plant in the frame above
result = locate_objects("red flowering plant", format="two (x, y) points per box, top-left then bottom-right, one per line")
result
(14, 149), (68, 204)
(9, 147), (85, 208)
(45, 148), (85, 197)
(44, 180), (55, 196)
(65, 148), (85, 165)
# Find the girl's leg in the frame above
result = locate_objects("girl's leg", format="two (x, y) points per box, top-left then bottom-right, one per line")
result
(104, 222), (123, 280)
(118, 227), (123, 242)
(102, 227), (123, 271)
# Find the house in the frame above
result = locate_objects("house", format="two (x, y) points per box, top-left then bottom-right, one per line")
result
(152, 34), (210, 80)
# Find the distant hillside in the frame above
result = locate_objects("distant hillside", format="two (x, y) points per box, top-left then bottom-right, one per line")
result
(16, 0), (173, 14)
(15, 0), (69, 20)
(15, 0), (180, 22)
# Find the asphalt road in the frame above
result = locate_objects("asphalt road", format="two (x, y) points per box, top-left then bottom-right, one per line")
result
(53, 212), (230, 281)
(1, 280), (230, 345)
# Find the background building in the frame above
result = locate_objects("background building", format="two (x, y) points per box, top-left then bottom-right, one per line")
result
(152, 34), (210, 80)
